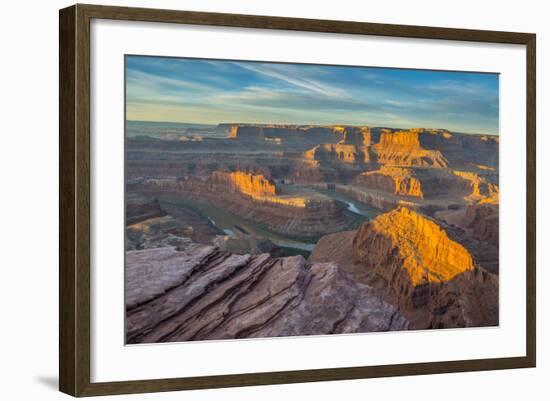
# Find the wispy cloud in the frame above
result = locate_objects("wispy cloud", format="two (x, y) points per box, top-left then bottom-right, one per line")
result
(125, 56), (499, 134)
(232, 62), (348, 98)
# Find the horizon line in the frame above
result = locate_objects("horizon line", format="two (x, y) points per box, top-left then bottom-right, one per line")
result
(126, 119), (500, 136)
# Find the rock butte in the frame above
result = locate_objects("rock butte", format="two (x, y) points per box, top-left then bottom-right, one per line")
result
(372, 131), (449, 168)
(453, 170), (499, 204)
(303, 143), (371, 164)
(353, 166), (424, 198)
(211, 171), (278, 198)
(355, 207), (474, 286)
(349, 207), (497, 328)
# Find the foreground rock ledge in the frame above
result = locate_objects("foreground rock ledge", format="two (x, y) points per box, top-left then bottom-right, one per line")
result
(125, 242), (408, 343)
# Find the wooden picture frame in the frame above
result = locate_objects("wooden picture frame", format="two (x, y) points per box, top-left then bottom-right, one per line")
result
(59, 3), (536, 397)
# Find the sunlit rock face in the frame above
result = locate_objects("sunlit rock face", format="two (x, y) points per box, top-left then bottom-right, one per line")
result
(125, 243), (408, 343)
(303, 143), (370, 164)
(372, 130), (449, 168)
(210, 171), (278, 198)
(351, 207), (497, 329)
(352, 166), (425, 198)
(354, 207), (473, 286)
(130, 171), (354, 236)
(452, 171), (499, 204)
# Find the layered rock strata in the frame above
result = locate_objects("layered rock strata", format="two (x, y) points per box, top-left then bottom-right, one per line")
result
(435, 204), (499, 273)
(126, 199), (166, 225)
(351, 207), (498, 328)
(126, 243), (408, 343)
(452, 171), (499, 204)
(132, 173), (353, 237)
(210, 171), (278, 198)
(303, 144), (371, 164)
(352, 166), (425, 198)
(372, 131), (449, 167)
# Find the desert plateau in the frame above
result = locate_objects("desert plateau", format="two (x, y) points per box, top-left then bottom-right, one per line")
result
(124, 56), (499, 343)
(126, 123), (499, 343)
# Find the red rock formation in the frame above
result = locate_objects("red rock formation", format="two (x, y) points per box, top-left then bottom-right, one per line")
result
(351, 207), (498, 329)
(436, 204), (499, 248)
(133, 174), (354, 237)
(355, 207), (474, 286)
(372, 130), (449, 168)
(341, 127), (372, 146)
(452, 170), (499, 204)
(353, 166), (424, 198)
(210, 171), (278, 197)
(125, 243), (408, 343)
(303, 144), (371, 164)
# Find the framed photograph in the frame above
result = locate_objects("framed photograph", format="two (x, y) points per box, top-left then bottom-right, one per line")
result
(59, 4), (536, 397)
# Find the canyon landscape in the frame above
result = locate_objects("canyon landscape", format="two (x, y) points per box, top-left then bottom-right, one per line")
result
(125, 56), (499, 343)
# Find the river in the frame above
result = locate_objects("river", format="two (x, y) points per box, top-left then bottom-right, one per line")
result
(158, 187), (381, 254)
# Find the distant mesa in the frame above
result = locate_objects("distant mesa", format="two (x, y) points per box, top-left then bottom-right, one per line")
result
(351, 166), (498, 204)
(372, 130), (449, 168)
(352, 166), (425, 199)
(299, 127), (500, 169)
(452, 170), (499, 204)
(340, 126), (372, 146)
(303, 143), (371, 164)
(228, 124), (345, 144)
(210, 171), (278, 198)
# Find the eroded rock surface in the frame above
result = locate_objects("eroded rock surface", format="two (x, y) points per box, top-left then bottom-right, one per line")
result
(132, 173), (353, 237)
(372, 130), (449, 168)
(352, 167), (425, 198)
(351, 207), (498, 329)
(126, 243), (408, 343)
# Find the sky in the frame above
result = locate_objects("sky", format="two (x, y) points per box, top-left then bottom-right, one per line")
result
(125, 55), (499, 135)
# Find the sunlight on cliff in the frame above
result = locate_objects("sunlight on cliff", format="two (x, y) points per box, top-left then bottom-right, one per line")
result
(213, 171), (278, 197)
(355, 166), (424, 198)
(453, 170), (499, 204)
(370, 207), (474, 285)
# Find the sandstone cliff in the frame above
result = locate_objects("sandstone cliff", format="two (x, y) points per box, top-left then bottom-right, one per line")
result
(372, 130), (449, 168)
(210, 171), (278, 198)
(126, 242), (408, 343)
(133, 174), (354, 237)
(453, 171), (499, 204)
(228, 124), (345, 146)
(347, 207), (497, 329)
(354, 207), (474, 286)
(340, 127), (372, 146)
(352, 167), (424, 198)
(436, 203), (499, 248)
(303, 143), (371, 164)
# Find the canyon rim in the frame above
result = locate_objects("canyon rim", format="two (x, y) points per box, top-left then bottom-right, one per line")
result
(124, 56), (499, 344)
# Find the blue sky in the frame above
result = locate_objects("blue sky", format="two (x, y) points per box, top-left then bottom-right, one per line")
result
(126, 56), (499, 135)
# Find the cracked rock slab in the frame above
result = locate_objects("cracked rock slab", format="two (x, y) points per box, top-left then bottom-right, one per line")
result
(126, 242), (408, 343)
